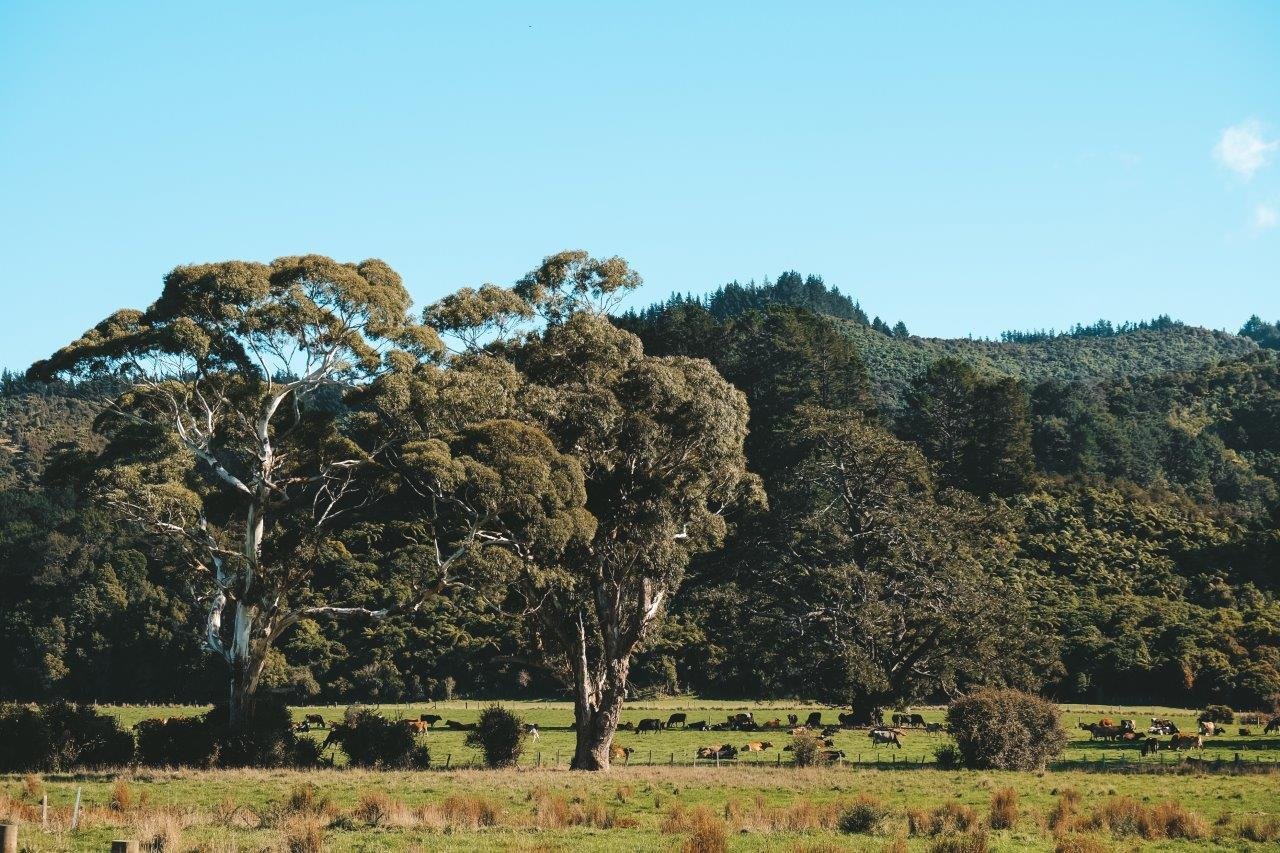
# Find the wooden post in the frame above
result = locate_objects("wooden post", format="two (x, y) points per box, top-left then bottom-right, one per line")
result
(42, 793), (47, 827)
(0, 824), (18, 853)
(445, 753), (451, 769)
(111, 842), (140, 853)
(536, 751), (541, 767)
(648, 749), (653, 766)
(554, 749), (560, 766)
(669, 752), (674, 766)
(71, 787), (82, 830)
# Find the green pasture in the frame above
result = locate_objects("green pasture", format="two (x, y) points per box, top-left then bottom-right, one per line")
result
(93, 700), (1280, 770)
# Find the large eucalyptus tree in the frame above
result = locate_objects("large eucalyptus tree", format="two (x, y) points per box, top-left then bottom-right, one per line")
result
(28, 256), (582, 726)
(427, 251), (759, 770)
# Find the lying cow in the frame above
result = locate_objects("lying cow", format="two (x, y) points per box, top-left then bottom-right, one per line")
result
(742, 740), (773, 752)
(687, 720), (708, 731)
(1148, 718), (1179, 735)
(697, 744), (738, 760)
(869, 728), (903, 748)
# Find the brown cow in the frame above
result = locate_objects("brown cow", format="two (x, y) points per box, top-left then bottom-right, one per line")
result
(610, 744), (634, 764)
(406, 720), (430, 733)
(1140, 737), (1160, 756)
(742, 741), (773, 752)
(1168, 734), (1203, 751)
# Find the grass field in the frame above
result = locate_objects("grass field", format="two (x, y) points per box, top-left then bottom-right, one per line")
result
(3, 700), (1279, 851)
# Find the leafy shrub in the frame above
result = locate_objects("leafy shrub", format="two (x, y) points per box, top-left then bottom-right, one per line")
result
(837, 794), (888, 834)
(988, 788), (1018, 830)
(945, 689), (1067, 770)
(0, 702), (134, 771)
(135, 699), (313, 768)
(331, 706), (418, 768)
(465, 705), (526, 768)
(135, 715), (219, 767)
(789, 732), (823, 767)
(1198, 704), (1233, 724)
(933, 743), (962, 769)
(0, 704), (54, 772)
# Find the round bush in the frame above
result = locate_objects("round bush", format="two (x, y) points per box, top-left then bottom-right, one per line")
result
(466, 705), (526, 768)
(331, 706), (417, 768)
(945, 689), (1067, 770)
(1198, 704), (1233, 724)
(0, 703), (54, 772)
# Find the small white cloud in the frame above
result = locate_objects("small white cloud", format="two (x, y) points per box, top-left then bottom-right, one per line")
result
(1214, 119), (1277, 179)
(1255, 203), (1278, 231)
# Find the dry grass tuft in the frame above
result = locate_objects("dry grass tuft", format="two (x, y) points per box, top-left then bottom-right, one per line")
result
(1237, 813), (1280, 842)
(1087, 796), (1156, 839)
(930, 802), (978, 835)
(680, 805), (729, 853)
(1047, 788), (1082, 833)
(988, 787), (1018, 830)
(110, 778), (136, 811)
(927, 831), (988, 853)
(1151, 800), (1206, 840)
(1053, 835), (1112, 853)
(22, 774), (44, 801)
(135, 810), (185, 852)
(280, 811), (327, 853)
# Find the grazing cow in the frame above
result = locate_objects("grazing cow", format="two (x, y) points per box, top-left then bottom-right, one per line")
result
(407, 720), (430, 733)
(805, 711), (822, 728)
(908, 713), (925, 728)
(666, 713), (687, 729)
(891, 713), (908, 727)
(1264, 717), (1280, 734)
(637, 718), (664, 734)
(1168, 734), (1202, 751)
(687, 720), (708, 731)
(787, 714), (799, 726)
(925, 722), (944, 733)
(524, 723), (540, 740)
(742, 741), (773, 752)
(869, 728), (903, 748)
(1198, 721), (1216, 736)
(610, 744), (634, 764)
(837, 712), (859, 728)
(304, 714), (326, 729)
(420, 714), (442, 726)
(1140, 737), (1160, 756)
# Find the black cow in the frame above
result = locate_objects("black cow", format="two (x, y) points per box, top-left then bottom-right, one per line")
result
(805, 711), (822, 728)
(637, 718), (664, 733)
(420, 714), (442, 726)
(304, 714), (326, 729)
(687, 720), (708, 731)
(666, 713), (687, 729)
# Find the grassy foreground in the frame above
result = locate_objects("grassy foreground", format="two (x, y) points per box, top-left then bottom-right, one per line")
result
(2, 701), (1278, 850)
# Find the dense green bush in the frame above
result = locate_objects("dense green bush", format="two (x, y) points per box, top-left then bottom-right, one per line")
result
(1198, 704), (1234, 724)
(465, 705), (526, 768)
(789, 732), (823, 767)
(0, 703), (54, 771)
(946, 689), (1067, 770)
(0, 702), (134, 771)
(135, 700), (312, 768)
(329, 706), (423, 769)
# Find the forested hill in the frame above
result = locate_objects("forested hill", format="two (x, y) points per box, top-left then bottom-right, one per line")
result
(623, 275), (1262, 412)
(844, 321), (1258, 411)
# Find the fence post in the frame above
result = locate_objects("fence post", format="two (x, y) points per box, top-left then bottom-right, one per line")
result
(554, 749), (560, 766)
(445, 753), (451, 769)
(648, 749), (653, 766)
(536, 751), (541, 767)
(1, 824), (18, 853)
(42, 793), (47, 827)
(71, 787), (82, 831)
(669, 752), (674, 766)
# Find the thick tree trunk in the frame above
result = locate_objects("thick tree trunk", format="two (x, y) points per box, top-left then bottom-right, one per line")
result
(571, 657), (629, 770)
(226, 602), (268, 728)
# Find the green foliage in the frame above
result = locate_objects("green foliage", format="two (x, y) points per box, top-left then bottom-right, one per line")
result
(329, 706), (421, 769)
(788, 732), (823, 767)
(946, 689), (1068, 770)
(0, 702), (134, 771)
(1199, 704), (1234, 724)
(465, 705), (526, 767)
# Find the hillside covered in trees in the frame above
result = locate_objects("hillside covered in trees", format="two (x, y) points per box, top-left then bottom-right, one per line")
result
(2, 269), (1278, 715)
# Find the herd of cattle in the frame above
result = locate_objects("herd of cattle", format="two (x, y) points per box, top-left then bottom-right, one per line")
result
(285, 708), (1280, 764)
(1077, 715), (1280, 756)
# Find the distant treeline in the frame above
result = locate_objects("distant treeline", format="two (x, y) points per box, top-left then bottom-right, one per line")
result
(1000, 315), (1183, 343)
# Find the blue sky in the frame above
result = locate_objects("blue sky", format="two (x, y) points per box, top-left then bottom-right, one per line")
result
(1, 1), (1278, 370)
